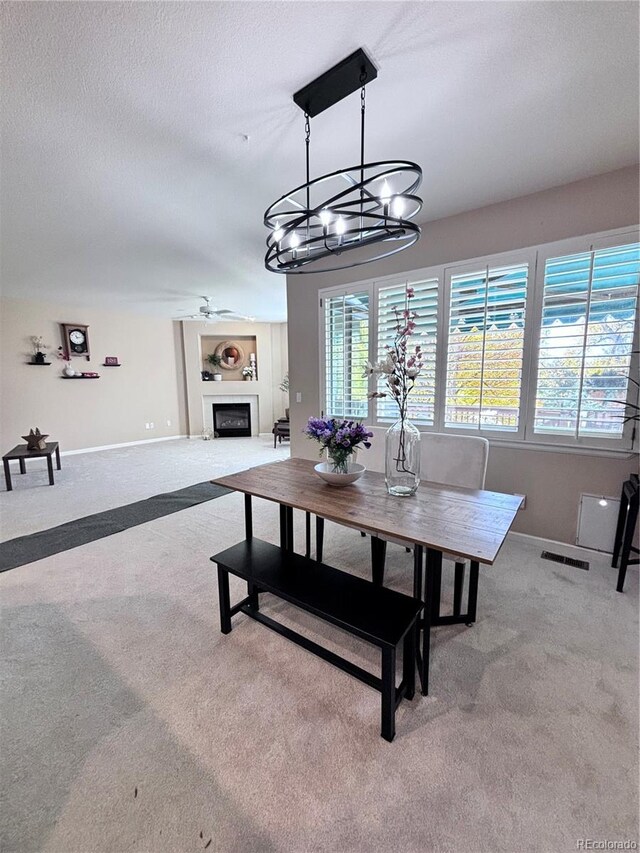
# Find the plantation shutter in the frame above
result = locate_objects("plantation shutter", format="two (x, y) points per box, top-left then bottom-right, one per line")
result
(376, 279), (439, 425)
(323, 291), (370, 419)
(445, 263), (529, 431)
(533, 242), (640, 438)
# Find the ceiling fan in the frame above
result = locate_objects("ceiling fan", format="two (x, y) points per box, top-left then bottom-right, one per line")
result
(174, 296), (254, 322)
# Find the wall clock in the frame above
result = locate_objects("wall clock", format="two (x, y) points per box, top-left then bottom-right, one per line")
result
(61, 323), (90, 360)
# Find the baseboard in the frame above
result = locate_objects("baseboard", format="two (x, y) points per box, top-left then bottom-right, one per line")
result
(507, 530), (610, 557)
(60, 435), (188, 456)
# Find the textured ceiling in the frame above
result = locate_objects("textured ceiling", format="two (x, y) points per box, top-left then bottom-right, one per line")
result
(2, 1), (638, 321)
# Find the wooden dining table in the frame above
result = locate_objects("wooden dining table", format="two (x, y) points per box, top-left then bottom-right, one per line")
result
(212, 457), (523, 695)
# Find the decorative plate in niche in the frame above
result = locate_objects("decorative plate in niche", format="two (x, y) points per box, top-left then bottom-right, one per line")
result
(214, 341), (246, 371)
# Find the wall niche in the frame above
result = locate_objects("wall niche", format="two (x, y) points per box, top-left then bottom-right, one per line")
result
(201, 334), (257, 380)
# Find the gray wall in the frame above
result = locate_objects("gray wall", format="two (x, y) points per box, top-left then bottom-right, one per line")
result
(286, 165), (639, 544)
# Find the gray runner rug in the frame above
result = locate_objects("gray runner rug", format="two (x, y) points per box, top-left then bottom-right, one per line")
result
(0, 481), (231, 573)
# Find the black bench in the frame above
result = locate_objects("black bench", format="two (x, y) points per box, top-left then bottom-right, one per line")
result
(211, 538), (422, 741)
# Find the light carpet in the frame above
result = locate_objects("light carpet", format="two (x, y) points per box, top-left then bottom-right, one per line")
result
(0, 440), (638, 852)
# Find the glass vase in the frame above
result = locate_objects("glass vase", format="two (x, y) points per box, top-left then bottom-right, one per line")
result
(327, 449), (350, 474)
(385, 418), (420, 496)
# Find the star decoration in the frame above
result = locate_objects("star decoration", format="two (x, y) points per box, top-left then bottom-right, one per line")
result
(22, 428), (49, 451)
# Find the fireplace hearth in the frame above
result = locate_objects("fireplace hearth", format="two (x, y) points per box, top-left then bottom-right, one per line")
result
(212, 403), (252, 438)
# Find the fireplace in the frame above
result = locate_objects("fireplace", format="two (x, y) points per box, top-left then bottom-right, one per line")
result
(212, 403), (252, 438)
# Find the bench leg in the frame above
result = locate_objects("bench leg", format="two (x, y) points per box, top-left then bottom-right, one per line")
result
(381, 645), (396, 742)
(55, 445), (61, 470)
(371, 536), (386, 586)
(3, 458), (12, 492)
(19, 459), (26, 474)
(403, 627), (416, 701)
(217, 566), (232, 634)
(453, 562), (465, 616)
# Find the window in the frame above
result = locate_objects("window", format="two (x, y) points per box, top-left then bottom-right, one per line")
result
(445, 263), (529, 432)
(319, 228), (639, 451)
(376, 278), (439, 425)
(533, 242), (640, 439)
(323, 290), (370, 419)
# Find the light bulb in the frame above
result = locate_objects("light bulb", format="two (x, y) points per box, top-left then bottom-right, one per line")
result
(289, 232), (300, 249)
(335, 216), (346, 235)
(380, 180), (391, 207)
(319, 208), (332, 228)
(391, 196), (405, 218)
(598, 498), (608, 507)
(273, 221), (284, 242)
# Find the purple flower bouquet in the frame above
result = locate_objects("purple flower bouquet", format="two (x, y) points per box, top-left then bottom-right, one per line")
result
(304, 417), (373, 474)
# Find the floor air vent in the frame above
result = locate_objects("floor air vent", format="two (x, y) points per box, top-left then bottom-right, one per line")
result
(541, 551), (590, 571)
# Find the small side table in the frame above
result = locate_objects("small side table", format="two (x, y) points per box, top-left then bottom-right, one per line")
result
(2, 442), (61, 491)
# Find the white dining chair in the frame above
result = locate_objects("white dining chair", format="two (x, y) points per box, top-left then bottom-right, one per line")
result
(359, 429), (490, 617)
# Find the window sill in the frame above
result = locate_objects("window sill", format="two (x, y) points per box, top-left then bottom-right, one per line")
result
(372, 421), (635, 458)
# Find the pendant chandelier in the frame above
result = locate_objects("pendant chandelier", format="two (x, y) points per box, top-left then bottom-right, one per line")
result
(264, 49), (423, 275)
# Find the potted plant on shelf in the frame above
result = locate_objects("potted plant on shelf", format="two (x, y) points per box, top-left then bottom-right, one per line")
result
(206, 353), (223, 381)
(242, 365), (254, 381)
(30, 336), (49, 364)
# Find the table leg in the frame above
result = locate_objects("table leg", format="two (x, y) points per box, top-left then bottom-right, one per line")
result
(453, 563), (465, 616)
(46, 455), (55, 486)
(421, 548), (441, 696)
(244, 494), (260, 609)
(316, 516), (324, 562)
(279, 504), (288, 550)
(466, 561), (479, 625)
(371, 536), (386, 586)
(244, 494), (253, 539)
(285, 506), (294, 551)
(305, 512), (311, 558)
(55, 445), (61, 470)
(19, 459), (26, 474)
(3, 458), (12, 492)
(431, 556), (442, 621)
(403, 625), (416, 701)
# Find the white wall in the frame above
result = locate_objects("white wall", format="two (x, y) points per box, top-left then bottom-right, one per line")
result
(286, 166), (640, 544)
(0, 298), (187, 452)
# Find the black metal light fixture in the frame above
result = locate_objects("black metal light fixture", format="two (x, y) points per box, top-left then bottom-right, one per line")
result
(264, 49), (423, 274)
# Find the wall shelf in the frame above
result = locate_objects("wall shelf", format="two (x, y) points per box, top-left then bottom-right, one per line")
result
(60, 375), (100, 379)
(102, 363), (121, 367)
(27, 362), (51, 366)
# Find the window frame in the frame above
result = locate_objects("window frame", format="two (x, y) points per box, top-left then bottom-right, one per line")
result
(319, 283), (375, 421)
(524, 229), (639, 451)
(438, 249), (538, 441)
(318, 225), (639, 454)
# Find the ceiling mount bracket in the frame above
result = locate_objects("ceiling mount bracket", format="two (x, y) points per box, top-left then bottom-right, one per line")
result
(293, 48), (378, 117)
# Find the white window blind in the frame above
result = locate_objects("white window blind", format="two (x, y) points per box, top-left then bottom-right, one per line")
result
(533, 242), (640, 439)
(445, 263), (529, 431)
(376, 279), (438, 425)
(323, 291), (370, 419)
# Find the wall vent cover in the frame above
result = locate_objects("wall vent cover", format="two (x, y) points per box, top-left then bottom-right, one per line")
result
(541, 551), (590, 571)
